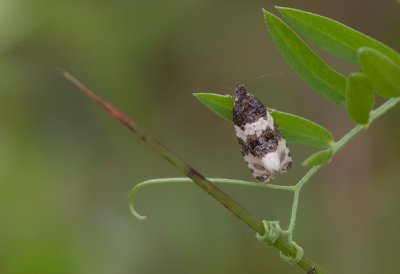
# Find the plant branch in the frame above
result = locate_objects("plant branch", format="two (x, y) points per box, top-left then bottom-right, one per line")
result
(60, 69), (324, 273)
(294, 97), (400, 191)
(278, 97), (400, 248)
(333, 97), (400, 154)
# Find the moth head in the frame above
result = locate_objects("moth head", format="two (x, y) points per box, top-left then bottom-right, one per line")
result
(235, 83), (247, 98)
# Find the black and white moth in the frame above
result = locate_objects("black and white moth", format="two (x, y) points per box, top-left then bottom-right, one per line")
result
(233, 83), (292, 182)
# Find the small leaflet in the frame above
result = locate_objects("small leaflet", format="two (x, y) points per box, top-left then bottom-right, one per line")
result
(233, 83), (292, 182)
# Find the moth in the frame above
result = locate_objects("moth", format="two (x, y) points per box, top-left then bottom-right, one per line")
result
(233, 83), (292, 182)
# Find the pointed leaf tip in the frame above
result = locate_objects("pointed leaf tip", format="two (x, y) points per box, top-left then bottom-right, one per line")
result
(263, 9), (346, 105)
(271, 110), (334, 149)
(193, 93), (234, 122)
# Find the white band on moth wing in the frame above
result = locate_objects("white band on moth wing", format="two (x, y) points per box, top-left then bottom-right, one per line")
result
(242, 139), (290, 175)
(234, 125), (248, 141)
(277, 139), (292, 168)
(266, 111), (274, 127)
(262, 139), (291, 172)
(261, 152), (281, 172)
(243, 154), (270, 176)
(234, 116), (274, 141)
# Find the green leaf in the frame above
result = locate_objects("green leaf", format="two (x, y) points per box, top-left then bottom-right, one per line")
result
(358, 47), (400, 98)
(263, 10), (346, 105)
(277, 7), (400, 66)
(193, 93), (234, 122)
(270, 110), (334, 149)
(194, 93), (335, 149)
(302, 149), (333, 167)
(346, 73), (375, 125)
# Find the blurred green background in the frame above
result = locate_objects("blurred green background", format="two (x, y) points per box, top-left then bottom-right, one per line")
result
(1, 0), (399, 273)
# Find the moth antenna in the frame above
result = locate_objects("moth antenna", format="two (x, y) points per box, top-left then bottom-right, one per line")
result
(224, 72), (285, 88)
(247, 72), (285, 84)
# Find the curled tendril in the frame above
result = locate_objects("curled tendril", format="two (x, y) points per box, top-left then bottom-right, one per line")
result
(280, 241), (304, 265)
(129, 178), (295, 220)
(256, 220), (282, 245)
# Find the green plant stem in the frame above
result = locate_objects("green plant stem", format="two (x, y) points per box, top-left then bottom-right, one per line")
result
(282, 189), (300, 242)
(296, 97), (400, 191)
(333, 97), (400, 154)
